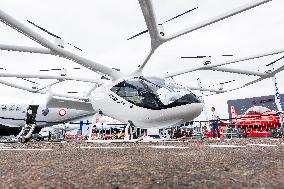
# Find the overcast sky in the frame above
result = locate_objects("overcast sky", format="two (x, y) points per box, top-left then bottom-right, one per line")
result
(0, 0), (284, 119)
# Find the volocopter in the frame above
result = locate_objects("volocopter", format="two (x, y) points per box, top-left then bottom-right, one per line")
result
(0, 0), (283, 131)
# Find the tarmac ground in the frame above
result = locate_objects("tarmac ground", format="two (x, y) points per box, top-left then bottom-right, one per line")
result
(0, 138), (283, 189)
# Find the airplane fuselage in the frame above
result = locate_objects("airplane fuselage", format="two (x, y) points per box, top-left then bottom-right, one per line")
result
(0, 104), (94, 136)
(90, 76), (203, 128)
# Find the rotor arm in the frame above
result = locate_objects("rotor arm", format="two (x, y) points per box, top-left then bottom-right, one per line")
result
(268, 59), (284, 76)
(133, 0), (165, 75)
(0, 44), (52, 55)
(134, 48), (155, 75)
(0, 9), (55, 49)
(210, 67), (266, 77)
(0, 9), (122, 80)
(0, 78), (40, 93)
(35, 80), (63, 92)
(0, 73), (104, 85)
(0, 78), (88, 101)
(164, 0), (272, 42)
(215, 76), (270, 94)
(138, 0), (163, 49)
(134, 0), (272, 75)
(187, 75), (269, 96)
(51, 92), (89, 101)
(164, 48), (284, 78)
(187, 86), (226, 93)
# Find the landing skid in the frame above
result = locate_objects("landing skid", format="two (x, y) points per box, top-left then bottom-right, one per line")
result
(16, 105), (39, 143)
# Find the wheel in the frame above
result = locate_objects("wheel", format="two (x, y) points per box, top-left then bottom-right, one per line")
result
(270, 129), (278, 138)
(19, 137), (27, 143)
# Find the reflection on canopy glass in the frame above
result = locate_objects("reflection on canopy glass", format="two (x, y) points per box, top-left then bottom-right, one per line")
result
(111, 77), (200, 110)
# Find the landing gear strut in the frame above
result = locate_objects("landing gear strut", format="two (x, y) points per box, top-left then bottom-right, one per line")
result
(16, 105), (39, 143)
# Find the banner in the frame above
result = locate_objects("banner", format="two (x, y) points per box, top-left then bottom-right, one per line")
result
(271, 65), (283, 112)
(80, 120), (91, 136)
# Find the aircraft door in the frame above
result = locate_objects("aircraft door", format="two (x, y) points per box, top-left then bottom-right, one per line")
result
(26, 105), (39, 125)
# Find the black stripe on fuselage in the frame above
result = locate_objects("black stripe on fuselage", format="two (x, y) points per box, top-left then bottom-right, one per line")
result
(0, 124), (41, 136)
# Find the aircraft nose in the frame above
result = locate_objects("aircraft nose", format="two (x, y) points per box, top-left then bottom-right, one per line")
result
(183, 102), (204, 121)
(196, 103), (204, 115)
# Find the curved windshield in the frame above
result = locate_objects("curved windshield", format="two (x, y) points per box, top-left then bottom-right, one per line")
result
(111, 77), (200, 110)
(245, 106), (270, 114)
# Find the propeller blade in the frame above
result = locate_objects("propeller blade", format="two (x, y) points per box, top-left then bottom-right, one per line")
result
(182, 54), (233, 59)
(266, 55), (284, 67)
(40, 67), (81, 72)
(162, 7), (198, 24)
(28, 20), (83, 51)
(27, 20), (61, 39)
(181, 56), (206, 59)
(127, 29), (149, 40)
(72, 45), (83, 52)
(209, 80), (235, 87)
(101, 76), (110, 80)
(21, 78), (39, 85)
(220, 80), (235, 84)
(112, 68), (121, 71)
(67, 42), (83, 51)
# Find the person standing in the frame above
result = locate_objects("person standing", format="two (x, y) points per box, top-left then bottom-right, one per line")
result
(210, 107), (220, 140)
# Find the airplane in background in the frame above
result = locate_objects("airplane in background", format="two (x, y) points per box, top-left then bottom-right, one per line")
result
(0, 103), (95, 136)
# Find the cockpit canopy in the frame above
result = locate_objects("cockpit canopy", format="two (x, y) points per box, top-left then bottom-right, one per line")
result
(111, 77), (200, 110)
(245, 106), (270, 115)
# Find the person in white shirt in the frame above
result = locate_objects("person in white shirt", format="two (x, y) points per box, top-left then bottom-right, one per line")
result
(210, 107), (220, 139)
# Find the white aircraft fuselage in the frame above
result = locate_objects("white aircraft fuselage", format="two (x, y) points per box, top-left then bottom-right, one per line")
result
(90, 76), (203, 128)
(0, 103), (94, 135)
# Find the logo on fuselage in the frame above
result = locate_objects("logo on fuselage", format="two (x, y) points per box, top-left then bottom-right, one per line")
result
(58, 109), (67, 116)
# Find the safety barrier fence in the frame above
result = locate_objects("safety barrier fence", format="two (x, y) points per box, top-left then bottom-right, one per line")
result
(0, 114), (283, 139)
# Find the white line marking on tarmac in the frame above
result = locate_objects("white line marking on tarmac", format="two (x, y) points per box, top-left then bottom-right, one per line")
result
(78, 146), (130, 149)
(154, 141), (183, 143)
(247, 144), (278, 147)
(207, 145), (246, 148)
(0, 148), (53, 151)
(150, 146), (190, 149)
